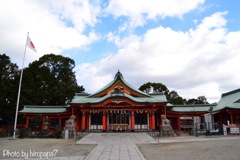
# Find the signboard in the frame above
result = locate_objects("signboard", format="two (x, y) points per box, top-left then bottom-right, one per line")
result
(230, 128), (239, 134)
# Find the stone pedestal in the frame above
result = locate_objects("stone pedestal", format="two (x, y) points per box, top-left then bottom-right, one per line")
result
(65, 130), (69, 140)
(160, 125), (175, 137)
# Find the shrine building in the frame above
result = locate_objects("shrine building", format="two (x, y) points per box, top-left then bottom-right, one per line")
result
(18, 71), (240, 132)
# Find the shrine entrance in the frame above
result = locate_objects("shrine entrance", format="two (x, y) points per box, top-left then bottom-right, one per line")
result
(90, 113), (102, 130)
(109, 112), (129, 131)
(135, 113), (148, 130)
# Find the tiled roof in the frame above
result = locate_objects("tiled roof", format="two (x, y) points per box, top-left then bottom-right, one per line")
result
(171, 104), (216, 112)
(71, 92), (167, 104)
(19, 105), (68, 114)
(213, 88), (240, 111)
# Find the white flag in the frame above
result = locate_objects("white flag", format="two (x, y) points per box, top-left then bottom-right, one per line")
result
(27, 35), (37, 52)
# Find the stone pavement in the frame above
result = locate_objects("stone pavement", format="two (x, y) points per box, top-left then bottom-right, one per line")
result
(3, 133), (240, 160)
(76, 132), (157, 160)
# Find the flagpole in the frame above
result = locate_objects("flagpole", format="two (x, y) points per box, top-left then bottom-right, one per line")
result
(13, 32), (29, 139)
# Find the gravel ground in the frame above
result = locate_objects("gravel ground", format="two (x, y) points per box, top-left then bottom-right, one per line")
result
(1, 135), (240, 160)
(0, 138), (96, 159)
(137, 138), (240, 160)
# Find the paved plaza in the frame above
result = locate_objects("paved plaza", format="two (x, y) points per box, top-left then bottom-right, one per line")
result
(77, 132), (157, 160)
(1, 133), (240, 160)
(76, 133), (240, 160)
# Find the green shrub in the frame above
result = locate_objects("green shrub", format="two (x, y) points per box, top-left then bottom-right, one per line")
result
(53, 125), (62, 138)
(19, 127), (31, 138)
(39, 129), (49, 138)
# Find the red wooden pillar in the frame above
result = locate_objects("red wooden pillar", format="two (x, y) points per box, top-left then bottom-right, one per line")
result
(149, 113), (152, 130)
(25, 116), (29, 128)
(178, 117), (181, 132)
(151, 111), (155, 130)
(131, 111), (135, 131)
(102, 112), (107, 131)
(81, 112), (86, 131)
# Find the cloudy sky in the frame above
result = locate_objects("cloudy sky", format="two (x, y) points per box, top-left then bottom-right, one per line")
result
(1, 0), (240, 103)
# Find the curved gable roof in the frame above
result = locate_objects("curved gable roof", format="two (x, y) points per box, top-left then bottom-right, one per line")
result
(89, 70), (150, 98)
(71, 71), (168, 105)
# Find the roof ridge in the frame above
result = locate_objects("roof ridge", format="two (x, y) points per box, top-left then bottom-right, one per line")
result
(222, 88), (240, 97)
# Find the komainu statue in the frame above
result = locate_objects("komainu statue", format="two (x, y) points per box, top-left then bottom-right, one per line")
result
(160, 115), (175, 137)
(64, 115), (76, 138)
(161, 115), (171, 126)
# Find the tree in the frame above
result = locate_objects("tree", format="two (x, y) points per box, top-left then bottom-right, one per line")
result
(186, 96), (208, 104)
(0, 54), (19, 124)
(168, 90), (186, 105)
(21, 54), (84, 105)
(186, 98), (199, 105)
(0, 53), (85, 125)
(139, 82), (209, 105)
(197, 96), (208, 104)
(139, 82), (185, 104)
(139, 82), (169, 95)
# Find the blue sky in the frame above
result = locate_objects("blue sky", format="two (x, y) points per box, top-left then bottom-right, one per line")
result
(1, 0), (240, 103)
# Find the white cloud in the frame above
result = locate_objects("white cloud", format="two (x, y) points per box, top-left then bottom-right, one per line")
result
(0, 0), (100, 66)
(105, 0), (205, 28)
(49, 0), (101, 32)
(176, 82), (220, 103)
(1, 1), (239, 104)
(76, 11), (240, 103)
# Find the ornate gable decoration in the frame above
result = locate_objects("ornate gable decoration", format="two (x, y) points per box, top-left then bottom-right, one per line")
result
(111, 86), (124, 95)
(115, 70), (123, 80)
(90, 70), (148, 98)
